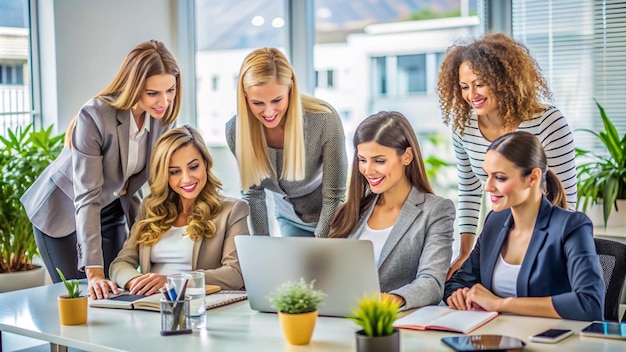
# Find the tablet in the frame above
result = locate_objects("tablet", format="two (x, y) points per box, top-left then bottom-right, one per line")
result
(580, 321), (626, 340)
(441, 335), (526, 351)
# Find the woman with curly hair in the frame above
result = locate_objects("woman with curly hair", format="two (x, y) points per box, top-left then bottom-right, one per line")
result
(109, 126), (250, 295)
(437, 33), (577, 280)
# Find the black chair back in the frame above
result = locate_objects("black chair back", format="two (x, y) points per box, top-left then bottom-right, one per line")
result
(594, 237), (626, 322)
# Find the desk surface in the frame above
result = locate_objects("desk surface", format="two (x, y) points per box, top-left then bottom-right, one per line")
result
(0, 283), (624, 352)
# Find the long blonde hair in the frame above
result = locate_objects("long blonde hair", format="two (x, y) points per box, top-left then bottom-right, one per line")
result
(235, 47), (330, 190)
(65, 40), (181, 147)
(133, 126), (223, 246)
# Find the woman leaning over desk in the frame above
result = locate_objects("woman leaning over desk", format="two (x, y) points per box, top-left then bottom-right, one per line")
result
(444, 131), (604, 321)
(20, 40), (181, 299)
(109, 126), (249, 295)
(225, 47), (347, 237)
(437, 33), (577, 279)
(330, 111), (455, 310)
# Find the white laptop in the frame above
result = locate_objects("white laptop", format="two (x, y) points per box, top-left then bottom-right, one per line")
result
(234, 236), (381, 317)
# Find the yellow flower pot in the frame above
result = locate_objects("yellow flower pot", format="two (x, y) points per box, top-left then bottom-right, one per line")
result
(277, 310), (318, 345)
(58, 295), (88, 325)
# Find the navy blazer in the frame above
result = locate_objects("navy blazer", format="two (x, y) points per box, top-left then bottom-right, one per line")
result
(444, 197), (604, 321)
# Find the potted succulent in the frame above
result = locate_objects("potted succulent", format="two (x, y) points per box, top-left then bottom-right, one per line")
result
(349, 294), (401, 352)
(575, 99), (626, 227)
(268, 277), (326, 345)
(0, 124), (64, 291)
(56, 267), (88, 325)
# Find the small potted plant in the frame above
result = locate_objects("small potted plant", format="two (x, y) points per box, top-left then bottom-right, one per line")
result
(350, 294), (401, 352)
(268, 277), (326, 345)
(56, 268), (88, 325)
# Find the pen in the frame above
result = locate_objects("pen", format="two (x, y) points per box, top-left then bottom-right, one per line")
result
(159, 287), (172, 301)
(166, 283), (177, 301)
(170, 278), (189, 331)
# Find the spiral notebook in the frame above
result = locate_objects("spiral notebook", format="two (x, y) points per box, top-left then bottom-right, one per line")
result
(205, 290), (247, 309)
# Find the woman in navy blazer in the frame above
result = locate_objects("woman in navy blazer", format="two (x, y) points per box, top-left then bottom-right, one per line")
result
(444, 131), (604, 321)
(20, 40), (181, 299)
(330, 111), (455, 310)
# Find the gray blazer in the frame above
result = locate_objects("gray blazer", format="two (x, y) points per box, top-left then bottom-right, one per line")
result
(20, 97), (172, 269)
(349, 187), (455, 310)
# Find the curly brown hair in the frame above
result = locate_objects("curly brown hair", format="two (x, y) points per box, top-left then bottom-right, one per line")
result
(437, 32), (552, 135)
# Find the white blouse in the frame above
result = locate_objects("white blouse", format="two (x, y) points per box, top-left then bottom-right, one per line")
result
(491, 254), (520, 298)
(150, 226), (194, 275)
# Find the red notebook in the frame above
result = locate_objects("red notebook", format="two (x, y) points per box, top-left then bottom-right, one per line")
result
(394, 306), (499, 334)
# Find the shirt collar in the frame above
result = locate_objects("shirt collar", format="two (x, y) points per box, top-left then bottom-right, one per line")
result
(129, 110), (152, 137)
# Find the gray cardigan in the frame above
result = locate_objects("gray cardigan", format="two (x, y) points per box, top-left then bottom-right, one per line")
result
(225, 107), (347, 237)
(349, 187), (455, 310)
(20, 97), (172, 269)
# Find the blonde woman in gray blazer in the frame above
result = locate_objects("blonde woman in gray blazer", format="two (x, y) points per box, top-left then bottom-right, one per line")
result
(330, 111), (455, 310)
(20, 40), (181, 299)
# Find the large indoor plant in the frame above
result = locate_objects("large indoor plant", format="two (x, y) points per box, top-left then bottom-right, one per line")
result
(349, 294), (401, 352)
(0, 124), (64, 280)
(268, 278), (326, 345)
(575, 100), (626, 226)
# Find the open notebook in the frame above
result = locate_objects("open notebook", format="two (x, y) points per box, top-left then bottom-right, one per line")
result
(394, 306), (499, 334)
(89, 285), (246, 312)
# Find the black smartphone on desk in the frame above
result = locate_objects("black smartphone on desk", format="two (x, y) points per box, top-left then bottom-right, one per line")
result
(580, 321), (626, 340)
(441, 335), (526, 351)
(529, 328), (573, 343)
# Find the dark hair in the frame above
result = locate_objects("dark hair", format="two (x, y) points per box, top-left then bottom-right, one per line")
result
(487, 131), (567, 208)
(330, 111), (432, 238)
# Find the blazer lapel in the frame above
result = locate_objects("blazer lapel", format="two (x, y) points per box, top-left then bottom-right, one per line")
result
(516, 198), (552, 296)
(117, 111), (130, 181)
(378, 187), (423, 269)
(483, 218), (511, 291)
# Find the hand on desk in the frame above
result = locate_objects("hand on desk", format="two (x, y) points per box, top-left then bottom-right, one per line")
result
(446, 284), (497, 312)
(127, 273), (167, 295)
(86, 267), (120, 300)
(381, 292), (406, 308)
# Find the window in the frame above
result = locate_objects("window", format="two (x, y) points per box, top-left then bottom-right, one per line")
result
(511, 0), (626, 150)
(397, 54), (426, 94)
(315, 69), (335, 88)
(0, 0), (36, 133)
(372, 56), (387, 95)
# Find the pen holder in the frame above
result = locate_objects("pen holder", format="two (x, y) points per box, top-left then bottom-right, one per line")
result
(160, 297), (192, 336)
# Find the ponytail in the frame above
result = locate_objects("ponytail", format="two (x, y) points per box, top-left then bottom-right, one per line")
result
(545, 169), (567, 209)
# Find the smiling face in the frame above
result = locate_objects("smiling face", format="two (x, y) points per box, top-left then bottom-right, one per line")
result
(458, 62), (498, 118)
(132, 73), (177, 119)
(357, 141), (412, 195)
(483, 149), (534, 212)
(244, 80), (290, 129)
(168, 144), (207, 209)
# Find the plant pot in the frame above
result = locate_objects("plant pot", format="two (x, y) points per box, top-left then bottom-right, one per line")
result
(58, 295), (88, 325)
(0, 264), (46, 293)
(277, 310), (318, 345)
(585, 199), (626, 228)
(355, 328), (400, 352)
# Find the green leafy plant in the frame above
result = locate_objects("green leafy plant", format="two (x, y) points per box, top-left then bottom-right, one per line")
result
(349, 294), (400, 337)
(268, 278), (326, 314)
(575, 99), (626, 224)
(0, 123), (64, 273)
(56, 267), (82, 298)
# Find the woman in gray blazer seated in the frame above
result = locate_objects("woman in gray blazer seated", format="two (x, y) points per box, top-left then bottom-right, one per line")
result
(110, 127), (249, 295)
(330, 111), (455, 310)
(20, 40), (181, 299)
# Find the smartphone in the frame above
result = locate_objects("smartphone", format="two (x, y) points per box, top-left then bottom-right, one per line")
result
(529, 328), (573, 343)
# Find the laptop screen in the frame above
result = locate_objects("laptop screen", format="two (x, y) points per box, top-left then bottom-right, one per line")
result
(235, 236), (381, 317)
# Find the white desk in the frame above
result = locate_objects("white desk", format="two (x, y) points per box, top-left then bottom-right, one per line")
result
(0, 283), (624, 352)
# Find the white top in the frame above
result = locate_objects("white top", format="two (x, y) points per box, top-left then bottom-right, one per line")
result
(491, 254), (520, 298)
(127, 111), (151, 178)
(150, 225), (193, 275)
(359, 223), (392, 265)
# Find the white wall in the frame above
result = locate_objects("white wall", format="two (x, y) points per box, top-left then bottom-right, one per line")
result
(36, 0), (179, 132)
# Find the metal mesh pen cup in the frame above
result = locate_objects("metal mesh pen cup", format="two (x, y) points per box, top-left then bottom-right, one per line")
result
(160, 297), (192, 336)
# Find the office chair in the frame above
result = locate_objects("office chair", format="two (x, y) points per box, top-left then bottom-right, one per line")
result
(594, 237), (626, 322)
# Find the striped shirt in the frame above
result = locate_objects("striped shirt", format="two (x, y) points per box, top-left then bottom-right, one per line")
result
(453, 105), (577, 235)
